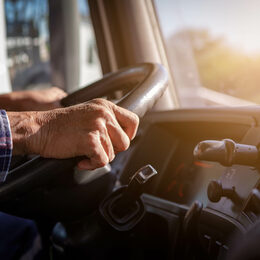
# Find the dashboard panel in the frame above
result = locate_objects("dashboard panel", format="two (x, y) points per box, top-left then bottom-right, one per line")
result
(115, 108), (260, 223)
(111, 108), (260, 257)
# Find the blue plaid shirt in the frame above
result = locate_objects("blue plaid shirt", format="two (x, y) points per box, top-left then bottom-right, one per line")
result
(0, 110), (12, 182)
(0, 111), (41, 258)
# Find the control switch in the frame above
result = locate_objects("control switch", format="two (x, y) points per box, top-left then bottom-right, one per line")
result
(207, 180), (237, 203)
(194, 139), (259, 167)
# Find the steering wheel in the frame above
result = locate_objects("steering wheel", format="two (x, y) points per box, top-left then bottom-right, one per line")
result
(0, 63), (168, 220)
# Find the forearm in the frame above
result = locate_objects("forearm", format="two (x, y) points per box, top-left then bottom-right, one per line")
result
(0, 88), (67, 112)
(0, 92), (19, 111)
(0, 109), (43, 182)
(0, 92), (30, 111)
(7, 111), (43, 155)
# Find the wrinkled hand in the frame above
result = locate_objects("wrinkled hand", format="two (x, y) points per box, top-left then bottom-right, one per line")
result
(0, 87), (67, 111)
(8, 99), (139, 170)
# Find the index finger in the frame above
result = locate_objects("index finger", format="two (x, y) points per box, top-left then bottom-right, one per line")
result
(111, 105), (139, 140)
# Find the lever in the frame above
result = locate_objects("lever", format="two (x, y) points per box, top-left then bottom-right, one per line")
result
(182, 201), (204, 259)
(119, 165), (157, 206)
(111, 165), (157, 219)
(194, 139), (259, 167)
(207, 180), (237, 202)
(99, 165), (158, 231)
(207, 180), (242, 205)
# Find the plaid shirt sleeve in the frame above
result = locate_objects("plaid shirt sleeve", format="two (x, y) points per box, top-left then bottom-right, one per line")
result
(0, 110), (12, 182)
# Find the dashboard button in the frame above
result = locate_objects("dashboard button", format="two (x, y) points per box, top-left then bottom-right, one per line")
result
(249, 188), (260, 214)
(207, 180), (237, 203)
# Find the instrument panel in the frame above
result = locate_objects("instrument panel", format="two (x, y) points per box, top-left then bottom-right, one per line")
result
(114, 108), (260, 258)
(118, 112), (260, 215)
(157, 159), (224, 206)
(119, 123), (229, 206)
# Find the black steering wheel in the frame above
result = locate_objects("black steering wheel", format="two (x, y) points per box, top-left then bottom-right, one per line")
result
(0, 63), (168, 220)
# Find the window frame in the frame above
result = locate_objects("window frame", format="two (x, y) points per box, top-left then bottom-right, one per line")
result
(88, 0), (179, 110)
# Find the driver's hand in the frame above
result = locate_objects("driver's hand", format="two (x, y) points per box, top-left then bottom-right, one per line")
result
(0, 87), (67, 111)
(8, 98), (139, 170)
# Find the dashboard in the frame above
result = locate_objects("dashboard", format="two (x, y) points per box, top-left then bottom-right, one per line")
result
(3, 106), (260, 259)
(117, 108), (258, 208)
(119, 122), (227, 206)
(112, 107), (260, 256)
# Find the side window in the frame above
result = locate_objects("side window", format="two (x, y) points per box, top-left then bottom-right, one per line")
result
(154, 0), (259, 106)
(4, 0), (102, 91)
(5, 0), (51, 91)
(78, 0), (102, 87)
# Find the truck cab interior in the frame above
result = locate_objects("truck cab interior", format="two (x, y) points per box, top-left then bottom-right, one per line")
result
(1, 0), (260, 259)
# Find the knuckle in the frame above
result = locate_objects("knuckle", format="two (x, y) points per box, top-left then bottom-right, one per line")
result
(93, 98), (111, 106)
(133, 113), (139, 126)
(108, 149), (115, 161)
(92, 98), (113, 111)
(118, 137), (130, 151)
(87, 138), (109, 168)
(91, 98), (109, 109)
(95, 157), (108, 168)
(93, 119), (105, 132)
(96, 106), (108, 118)
(110, 153), (115, 161)
(87, 132), (99, 146)
(92, 98), (104, 104)
(123, 139), (130, 151)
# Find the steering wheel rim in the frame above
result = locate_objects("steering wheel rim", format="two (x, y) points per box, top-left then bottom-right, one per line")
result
(61, 62), (168, 116)
(0, 63), (168, 220)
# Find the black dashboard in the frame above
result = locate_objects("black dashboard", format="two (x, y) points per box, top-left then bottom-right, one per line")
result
(119, 122), (227, 206)
(117, 108), (258, 207)
(112, 107), (260, 257)
(3, 106), (260, 259)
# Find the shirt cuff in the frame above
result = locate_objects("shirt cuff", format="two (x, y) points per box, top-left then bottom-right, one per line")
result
(0, 110), (12, 182)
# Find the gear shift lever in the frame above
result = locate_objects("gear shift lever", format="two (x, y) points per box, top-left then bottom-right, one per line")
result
(99, 165), (157, 231)
(119, 165), (157, 206)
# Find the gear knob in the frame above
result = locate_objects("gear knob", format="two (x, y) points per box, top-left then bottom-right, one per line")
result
(99, 165), (158, 231)
(120, 164), (158, 206)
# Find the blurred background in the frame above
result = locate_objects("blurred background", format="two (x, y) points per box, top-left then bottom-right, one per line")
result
(155, 0), (260, 106)
(3, 0), (101, 91)
(2, 0), (260, 107)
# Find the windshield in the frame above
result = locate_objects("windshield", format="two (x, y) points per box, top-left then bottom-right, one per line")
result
(155, 0), (260, 107)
